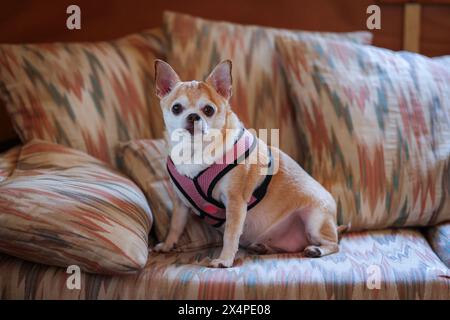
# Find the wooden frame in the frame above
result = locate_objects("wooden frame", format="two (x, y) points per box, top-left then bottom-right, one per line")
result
(403, 3), (422, 52)
(379, 0), (450, 52)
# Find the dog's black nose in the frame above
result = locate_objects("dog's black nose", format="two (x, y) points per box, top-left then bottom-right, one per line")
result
(186, 113), (201, 123)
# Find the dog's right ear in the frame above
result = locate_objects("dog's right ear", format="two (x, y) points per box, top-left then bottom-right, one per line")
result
(206, 60), (232, 100)
(154, 60), (180, 99)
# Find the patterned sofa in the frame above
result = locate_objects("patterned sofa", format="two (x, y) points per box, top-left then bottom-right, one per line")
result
(0, 228), (448, 299)
(0, 12), (449, 299)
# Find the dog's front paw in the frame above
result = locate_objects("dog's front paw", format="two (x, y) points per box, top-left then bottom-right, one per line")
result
(208, 258), (234, 268)
(153, 242), (175, 253)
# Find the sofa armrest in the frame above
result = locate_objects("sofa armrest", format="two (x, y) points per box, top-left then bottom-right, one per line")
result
(425, 222), (450, 268)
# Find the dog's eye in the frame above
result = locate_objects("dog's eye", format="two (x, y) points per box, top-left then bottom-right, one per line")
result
(171, 103), (183, 115)
(203, 105), (215, 117)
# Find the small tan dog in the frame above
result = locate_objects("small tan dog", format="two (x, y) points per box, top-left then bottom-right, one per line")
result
(153, 59), (345, 268)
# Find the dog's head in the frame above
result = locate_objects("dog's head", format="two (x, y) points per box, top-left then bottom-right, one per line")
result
(154, 60), (233, 138)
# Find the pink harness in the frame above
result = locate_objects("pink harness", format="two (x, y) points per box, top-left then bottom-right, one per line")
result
(167, 129), (273, 228)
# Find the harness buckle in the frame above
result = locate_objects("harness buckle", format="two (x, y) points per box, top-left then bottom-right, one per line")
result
(203, 204), (219, 214)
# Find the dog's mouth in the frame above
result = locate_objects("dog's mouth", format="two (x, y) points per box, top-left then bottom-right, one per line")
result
(185, 122), (205, 136)
(185, 125), (195, 135)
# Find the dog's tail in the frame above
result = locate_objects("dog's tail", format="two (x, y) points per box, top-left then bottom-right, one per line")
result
(337, 223), (351, 242)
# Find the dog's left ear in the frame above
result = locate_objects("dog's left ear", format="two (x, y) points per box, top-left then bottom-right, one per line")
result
(206, 60), (232, 100)
(155, 59), (180, 99)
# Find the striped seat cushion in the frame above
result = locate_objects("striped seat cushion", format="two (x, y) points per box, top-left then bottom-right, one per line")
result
(0, 141), (153, 274)
(0, 228), (448, 299)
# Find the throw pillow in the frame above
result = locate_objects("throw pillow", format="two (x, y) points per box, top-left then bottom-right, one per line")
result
(276, 35), (450, 230)
(163, 11), (372, 163)
(0, 140), (153, 274)
(0, 29), (166, 167)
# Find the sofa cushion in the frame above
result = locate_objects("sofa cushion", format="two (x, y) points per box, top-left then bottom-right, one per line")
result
(426, 222), (450, 268)
(119, 139), (222, 250)
(0, 146), (20, 182)
(163, 11), (372, 163)
(433, 55), (450, 66)
(0, 228), (448, 299)
(0, 29), (166, 167)
(275, 35), (450, 230)
(0, 140), (153, 274)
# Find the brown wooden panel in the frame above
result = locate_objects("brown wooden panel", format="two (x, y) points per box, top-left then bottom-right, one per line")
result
(380, 0), (450, 4)
(422, 5), (450, 55)
(0, 0), (402, 45)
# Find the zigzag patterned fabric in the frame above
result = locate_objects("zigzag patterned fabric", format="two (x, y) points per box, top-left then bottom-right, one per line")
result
(426, 222), (450, 267)
(0, 29), (167, 167)
(163, 11), (372, 163)
(0, 228), (448, 299)
(276, 35), (450, 230)
(119, 139), (223, 250)
(0, 141), (152, 274)
(0, 145), (20, 182)
(433, 55), (450, 66)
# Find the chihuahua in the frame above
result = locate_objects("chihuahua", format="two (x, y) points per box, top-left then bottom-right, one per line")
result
(153, 59), (345, 268)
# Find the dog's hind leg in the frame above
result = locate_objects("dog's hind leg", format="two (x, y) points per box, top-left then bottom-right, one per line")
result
(246, 242), (277, 255)
(301, 210), (340, 258)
